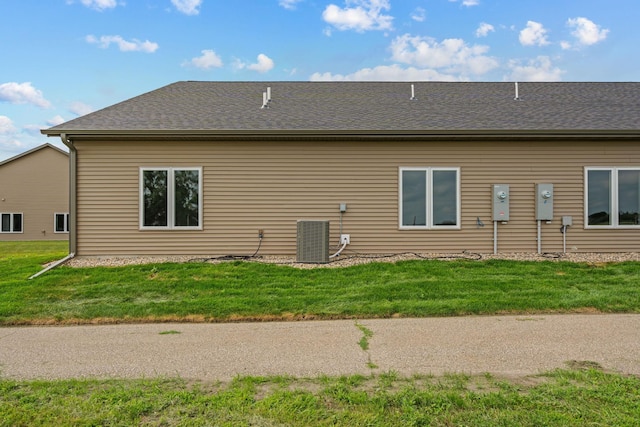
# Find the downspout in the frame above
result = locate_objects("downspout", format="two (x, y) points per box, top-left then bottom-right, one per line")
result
(61, 133), (77, 257)
(29, 134), (76, 279)
(29, 253), (76, 279)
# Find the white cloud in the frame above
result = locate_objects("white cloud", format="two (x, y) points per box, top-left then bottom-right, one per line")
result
(506, 56), (564, 82)
(233, 54), (275, 73)
(69, 101), (94, 117)
(0, 116), (23, 156)
(310, 32), (501, 82)
(81, 0), (117, 10)
(390, 34), (498, 76)
(171, 0), (202, 15)
(183, 50), (223, 70)
(86, 35), (159, 53)
(279, 0), (303, 10)
(0, 116), (17, 135)
(247, 54), (275, 73)
(567, 17), (609, 47)
(322, 0), (393, 32)
(475, 22), (494, 37)
(411, 7), (426, 22)
(519, 21), (549, 46)
(0, 117), (62, 159)
(67, 0), (118, 11)
(0, 82), (51, 108)
(0, 139), (23, 156)
(560, 41), (572, 50)
(310, 64), (464, 81)
(449, 0), (480, 6)
(22, 124), (45, 135)
(47, 115), (66, 126)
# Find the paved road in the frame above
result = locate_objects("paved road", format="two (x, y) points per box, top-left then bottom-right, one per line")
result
(1, 314), (639, 381)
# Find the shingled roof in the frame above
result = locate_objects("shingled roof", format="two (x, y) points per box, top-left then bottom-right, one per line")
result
(42, 81), (640, 136)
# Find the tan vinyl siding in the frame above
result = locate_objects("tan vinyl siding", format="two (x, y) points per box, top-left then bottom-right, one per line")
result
(73, 138), (640, 256)
(0, 146), (69, 241)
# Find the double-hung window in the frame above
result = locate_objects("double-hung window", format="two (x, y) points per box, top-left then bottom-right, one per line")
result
(586, 167), (640, 228)
(140, 167), (202, 230)
(54, 213), (69, 233)
(1, 213), (23, 233)
(399, 167), (460, 229)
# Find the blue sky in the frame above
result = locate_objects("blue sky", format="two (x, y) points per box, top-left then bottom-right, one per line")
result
(0, 0), (636, 160)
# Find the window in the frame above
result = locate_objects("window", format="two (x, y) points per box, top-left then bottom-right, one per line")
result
(140, 167), (202, 230)
(586, 167), (640, 228)
(54, 213), (69, 233)
(399, 167), (460, 229)
(1, 213), (23, 233)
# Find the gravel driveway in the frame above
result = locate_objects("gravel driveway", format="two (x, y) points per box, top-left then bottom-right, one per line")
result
(1, 314), (639, 381)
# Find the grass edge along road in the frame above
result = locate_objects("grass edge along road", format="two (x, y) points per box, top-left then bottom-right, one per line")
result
(1, 367), (639, 426)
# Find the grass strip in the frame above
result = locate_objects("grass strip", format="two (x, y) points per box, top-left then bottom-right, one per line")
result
(1, 368), (638, 426)
(1, 242), (640, 324)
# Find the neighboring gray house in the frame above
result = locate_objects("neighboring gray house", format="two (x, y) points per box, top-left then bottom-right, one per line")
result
(0, 143), (69, 241)
(41, 81), (640, 257)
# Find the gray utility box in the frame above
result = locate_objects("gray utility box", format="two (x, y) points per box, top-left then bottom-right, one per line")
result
(492, 184), (510, 221)
(535, 183), (554, 221)
(296, 220), (330, 263)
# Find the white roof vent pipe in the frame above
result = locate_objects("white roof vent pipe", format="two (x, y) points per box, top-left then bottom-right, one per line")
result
(261, 91), (269, 109)
(514, 82), (520, 101)
(410, 84), (417, 100)
(267, 86), (272, 103)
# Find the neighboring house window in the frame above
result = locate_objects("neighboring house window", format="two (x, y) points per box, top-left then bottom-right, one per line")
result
(54, 213), (69, 233)
(399, 167), (460, 229)
(586, 167), (640, 227)
(1, 213), (23, 233)
(140, 167), (202, 230)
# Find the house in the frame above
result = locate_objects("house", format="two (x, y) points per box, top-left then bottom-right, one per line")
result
(0, 143), (69, 241)
(41, 81), (640, 257)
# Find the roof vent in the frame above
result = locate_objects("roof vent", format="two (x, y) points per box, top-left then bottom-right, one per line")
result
(410, 84), (417, 101)
(514, 82), (520, 101)
(261, 87), (272, 109)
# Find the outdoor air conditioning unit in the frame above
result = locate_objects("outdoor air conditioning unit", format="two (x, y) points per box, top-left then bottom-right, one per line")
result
(296, 220), (330, 263)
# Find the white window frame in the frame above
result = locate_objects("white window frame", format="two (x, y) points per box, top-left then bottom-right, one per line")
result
(54, 213), (69, 233)
(1, 212), (23, 233)
(585, 166), (640, 229)
(139, 167), (203, 231)
(399, 167), (461, 230)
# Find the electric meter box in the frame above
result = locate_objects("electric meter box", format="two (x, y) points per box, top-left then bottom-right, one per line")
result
(492, 184), (510, 221)
(535, 183), (554, 221)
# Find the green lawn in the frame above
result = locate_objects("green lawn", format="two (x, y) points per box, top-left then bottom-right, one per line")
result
(1, 241), (639, 325)
(2, 242), (640, 425)
(2, 369), (639, 426)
